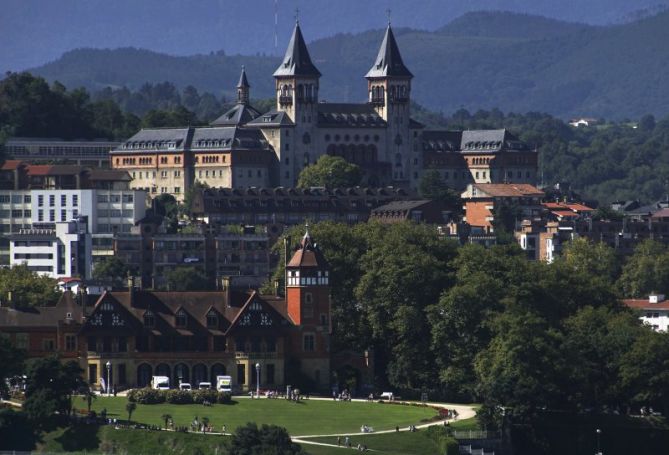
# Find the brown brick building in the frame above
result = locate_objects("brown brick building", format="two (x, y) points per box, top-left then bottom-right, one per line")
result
(0, 229), (355, 393)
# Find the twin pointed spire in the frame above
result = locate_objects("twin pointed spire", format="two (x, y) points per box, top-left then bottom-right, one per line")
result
(365, 24), (413, 79)
(236, 66), (250, 105)
(273, 22), (321, 78)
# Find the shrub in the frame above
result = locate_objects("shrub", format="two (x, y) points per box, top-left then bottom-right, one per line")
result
(192, 389), (218, 404)
(217, 392), (232, 404)
(127, 388), (166, 404)
(165, 389), (193, 404)
(425, 426), (459, 455)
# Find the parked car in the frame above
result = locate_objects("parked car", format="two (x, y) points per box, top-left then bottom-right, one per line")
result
(179, 383), (192, 391)
(198, 382), (212, 390)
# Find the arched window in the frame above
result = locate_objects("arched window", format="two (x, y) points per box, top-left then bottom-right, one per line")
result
(297, 84), (304, 100)
(175, 309), (187, 328)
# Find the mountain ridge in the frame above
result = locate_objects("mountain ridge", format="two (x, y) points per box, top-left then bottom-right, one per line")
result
(20, 10), (669, 120)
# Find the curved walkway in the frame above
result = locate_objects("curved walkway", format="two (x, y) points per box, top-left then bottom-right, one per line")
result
(291, 399), (476, 449)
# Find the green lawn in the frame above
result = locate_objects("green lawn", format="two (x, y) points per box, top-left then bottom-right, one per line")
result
(87, 397), (438, 435)
(302, 427), (458, 455)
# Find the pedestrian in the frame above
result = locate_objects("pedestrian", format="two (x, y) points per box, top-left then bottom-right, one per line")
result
(337, 436), (341, 446)
(345, 436), (350, 447)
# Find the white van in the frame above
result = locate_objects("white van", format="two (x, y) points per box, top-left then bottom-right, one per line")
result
(198, 382), (212, 390)
(151, 376), (170, 390)
(179, 383), (192, 391)
(216, 375), (232, 393)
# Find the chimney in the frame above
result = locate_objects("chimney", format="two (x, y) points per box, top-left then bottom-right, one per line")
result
(220, 276), (231, 306)
(128, 274), (135, 306)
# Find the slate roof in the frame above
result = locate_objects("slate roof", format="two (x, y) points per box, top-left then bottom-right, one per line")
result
(114, 127), (269, 152)
(460, 129), (529, 152)
(366, 25), (413, 79)
(274, 23), (321, 78)
(210, 103), (262, 127)
(246, 110), (295, 127)
(0, 291), (94, 328)
(237, 66), (250, 88)
(420, 131), (462, 152)
(371, 200), (433, 212)
(316, 103), (386, 128)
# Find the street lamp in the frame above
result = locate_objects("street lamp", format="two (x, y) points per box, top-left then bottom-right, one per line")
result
(255, 363), (261, 399)
(105, 362), (111, 397)
(596, 428), (602, 455)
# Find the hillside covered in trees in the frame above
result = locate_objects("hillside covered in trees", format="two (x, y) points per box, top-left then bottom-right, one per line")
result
(25, 10), (669, 120)
(2, 72), (669, 205)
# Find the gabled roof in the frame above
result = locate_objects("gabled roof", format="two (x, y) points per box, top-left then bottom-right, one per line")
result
(274, 23), (321, 78)
(287, 228), (328, 268)
(624, 298), (669, 310)
(366, 24), (413, 79)
(246, 110), (295, 127)
(210, 104), (262, 127)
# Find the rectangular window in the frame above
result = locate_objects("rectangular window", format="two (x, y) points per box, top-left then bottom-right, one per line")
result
(11, 209), (22, 218)
(237, 364), (246, 385)
(49, 209), (55, 222)
(24, 195), (31, 204)
(303, 334), (315, 352)
(266, 364), (275, 384)
(60, 210), (67, 221)
(65, 335), (76, 351)
(15, 333), (29, 350)
(60, 195), (66, 206)
(42, 339), (55, 351)
(11, 194), (22, 204)
(118, 337), (127, 352)
(49, 195), (55, 207)
(38, 195), (44, 207)
(174, 187), (181, 194)
(117, 363), (127, 385)
(72, 195), (78, 206)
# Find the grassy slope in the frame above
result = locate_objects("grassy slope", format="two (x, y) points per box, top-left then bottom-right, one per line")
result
(38, 425), (228, 455)
(303, 431), (443, 454)
(87, 397), (437, 435)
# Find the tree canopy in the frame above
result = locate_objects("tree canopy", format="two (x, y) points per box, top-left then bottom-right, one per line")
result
(297, 155), (362, 189)
(0, 265), (61, 308)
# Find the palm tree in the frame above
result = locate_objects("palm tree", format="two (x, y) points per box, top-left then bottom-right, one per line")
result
(162, 413), (172, 429)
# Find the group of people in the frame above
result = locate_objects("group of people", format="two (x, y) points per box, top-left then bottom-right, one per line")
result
(337, 436), (368, 451)
(190, 417), (214, 433)
(359, 424), (374, 433)
(333, 389), (353, 401)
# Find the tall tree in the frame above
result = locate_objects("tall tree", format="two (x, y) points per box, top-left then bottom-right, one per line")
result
(0, 336), (24, 396)
(228, 422), (305, 455)
(92, 256), (134, 288)
(0, 265), (61, 308)
(165, 266), (211, 291)
(297, 155), (362, 189)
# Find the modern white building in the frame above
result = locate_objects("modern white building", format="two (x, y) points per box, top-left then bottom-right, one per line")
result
(9, 217), (93, 279)
(624, 294), (669, 332)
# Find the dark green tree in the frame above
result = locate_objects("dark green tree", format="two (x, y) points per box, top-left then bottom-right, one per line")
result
(92, 256), (134, 288)
(0, 265), (61, 308)
(418, 169), (462, 210)
(228, 422), (305, 455)
(0, 336), (24, 396)
(297, 155), (362, 189)
(165, 266), (211, 291)
(617, 240), (669, 298)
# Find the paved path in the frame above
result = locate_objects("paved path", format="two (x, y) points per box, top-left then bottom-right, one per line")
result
(291, 400), (476, 450)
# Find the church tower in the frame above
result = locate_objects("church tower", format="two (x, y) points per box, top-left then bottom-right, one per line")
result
(237, 66), (250, 105)
(273, 21), (321, 121)
(273, 21), (321, 185)
(366, 24), (414, 182)
(285, 227), (331, 388)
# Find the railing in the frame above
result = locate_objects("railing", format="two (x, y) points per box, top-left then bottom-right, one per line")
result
(235, 352), (277, 359)
(454, 430), (502, 440)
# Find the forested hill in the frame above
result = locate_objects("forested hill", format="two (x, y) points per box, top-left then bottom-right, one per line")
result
(25, 10), (669, 120)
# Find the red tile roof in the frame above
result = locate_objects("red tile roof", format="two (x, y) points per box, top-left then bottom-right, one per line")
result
(0, 160), (25, 171)
(473, 184), (544, 198)
(624, 299), (669, 310)
(287, 230), (327, 268)
(651, 208), (669, 218)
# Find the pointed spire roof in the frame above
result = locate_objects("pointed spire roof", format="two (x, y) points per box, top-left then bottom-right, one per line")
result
(237, 66), (250, 88)
(366, 24), (413, 79)
(274, 23), (321, 78)
(287, 225), (327, 268)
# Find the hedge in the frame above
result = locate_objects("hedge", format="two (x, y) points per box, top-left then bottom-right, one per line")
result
(127, 388), (231, 405)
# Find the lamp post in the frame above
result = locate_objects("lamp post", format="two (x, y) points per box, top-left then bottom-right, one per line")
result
(596, 428), (602, 455)
(255, 363), (261, 399)
(105, 362), (111, 397)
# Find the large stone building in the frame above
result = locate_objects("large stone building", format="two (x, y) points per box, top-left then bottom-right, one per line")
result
(0, 229), (353, 392)
(111, 22), (537, 200)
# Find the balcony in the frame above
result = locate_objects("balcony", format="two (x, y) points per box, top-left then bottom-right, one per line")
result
(235, 351), (277, 360)
(278, 96), (293, 105)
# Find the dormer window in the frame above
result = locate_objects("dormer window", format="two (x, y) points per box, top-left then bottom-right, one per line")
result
(175, 309), (187, 328)
(144, 310), (155, 327)
(207, 310), (218, 328)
